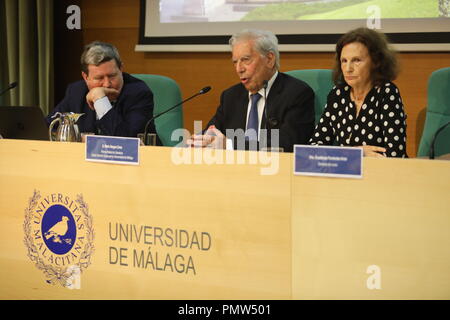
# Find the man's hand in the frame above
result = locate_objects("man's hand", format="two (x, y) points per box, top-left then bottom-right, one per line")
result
(187, 125), (226, 149)
(86, 87), (120, 110)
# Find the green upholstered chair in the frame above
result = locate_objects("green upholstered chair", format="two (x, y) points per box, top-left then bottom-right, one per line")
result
(417, 67), (450, 158)
(132, 74), (184, 146)
(285, 69), (334, 125)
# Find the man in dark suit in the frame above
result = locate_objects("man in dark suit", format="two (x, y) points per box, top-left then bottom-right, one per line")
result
(188, 29), (314, 152)
(47, 41), (156, 138)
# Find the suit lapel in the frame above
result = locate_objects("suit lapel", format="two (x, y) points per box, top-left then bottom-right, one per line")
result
(112, 72), (129, 108)
(263, 73), (284, 128)
(234, 85), (249, 130)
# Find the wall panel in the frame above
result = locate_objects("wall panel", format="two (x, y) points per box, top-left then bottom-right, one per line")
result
(70, 0), (450, 157)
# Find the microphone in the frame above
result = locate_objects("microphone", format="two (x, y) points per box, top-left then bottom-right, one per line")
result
(268, 118), (279, 127)
(142, 86), (212, 145)
(0, 81), (18, 96)
(262, 80), (269, 129)
(261, 80), (270, 150)
(261, 80), (279, 129)
(429, 121), (450, 159)
(199, 86), (211, 94)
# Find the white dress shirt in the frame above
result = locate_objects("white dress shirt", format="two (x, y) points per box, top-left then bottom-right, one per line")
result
(226, 71), (278, 149)
(93, 96), (113, 120)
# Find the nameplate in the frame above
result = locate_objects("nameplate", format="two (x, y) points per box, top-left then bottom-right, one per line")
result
(86, 135), (139, 165)
(294, 145), (362, 179)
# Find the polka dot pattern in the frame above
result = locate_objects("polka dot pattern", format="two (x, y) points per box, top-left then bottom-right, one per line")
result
(309, 82), (407, 158)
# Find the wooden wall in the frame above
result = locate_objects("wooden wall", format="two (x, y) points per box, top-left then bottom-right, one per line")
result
(56, 0), (450, 157)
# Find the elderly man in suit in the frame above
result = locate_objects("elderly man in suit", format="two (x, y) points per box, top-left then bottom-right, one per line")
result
(189, 29), (314, 152)
(47, 41), (156, 138)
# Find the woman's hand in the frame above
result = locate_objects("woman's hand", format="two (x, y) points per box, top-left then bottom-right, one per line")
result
(358, 145), (386, 158)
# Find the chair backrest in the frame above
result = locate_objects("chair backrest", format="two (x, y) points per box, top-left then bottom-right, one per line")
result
(417, 67), (450, 157)
(285, 69), (334, 125)
(132, 74), (183, 146)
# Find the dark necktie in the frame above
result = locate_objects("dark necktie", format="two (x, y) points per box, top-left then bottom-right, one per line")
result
(246, 93), (261, 140)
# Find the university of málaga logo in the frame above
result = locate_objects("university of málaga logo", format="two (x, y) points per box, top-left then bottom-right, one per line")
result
(23, 190), (94, 288)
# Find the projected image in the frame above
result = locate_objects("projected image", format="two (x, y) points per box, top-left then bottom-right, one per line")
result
(160, 0), (447, 23)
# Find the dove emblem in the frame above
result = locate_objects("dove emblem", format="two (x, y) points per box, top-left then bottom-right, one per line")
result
(45, 216), (69, 244)
(41, 204), (77, 255)
(24, 191), (95, 287)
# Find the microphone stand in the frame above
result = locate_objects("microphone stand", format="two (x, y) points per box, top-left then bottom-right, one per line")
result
(0, 82), (18, 96)
(142, 86), (211, 145)
(262, 80), (269, 149)
(429, 121), (450, 159)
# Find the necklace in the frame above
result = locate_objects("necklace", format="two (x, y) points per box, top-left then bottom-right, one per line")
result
(350, 87), (372, 113)
(350, 90), (365, 104)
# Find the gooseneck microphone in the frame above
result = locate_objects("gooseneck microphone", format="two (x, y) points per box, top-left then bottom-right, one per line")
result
(142, 86), (212, 145)
(262, 80), (269, 130)
(429, 121), (450, 159)
(261, 80), (272, 150)
(0, 81), (18, 96)
(262, 80), (279, 129)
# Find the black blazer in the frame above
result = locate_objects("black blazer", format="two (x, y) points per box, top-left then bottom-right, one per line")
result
(47, 73), (155, 138)
(206, 72), (315, 152)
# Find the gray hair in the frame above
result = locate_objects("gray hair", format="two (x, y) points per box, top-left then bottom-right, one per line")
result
(229, 29), (280, 70)
(81, 41), (122, 74)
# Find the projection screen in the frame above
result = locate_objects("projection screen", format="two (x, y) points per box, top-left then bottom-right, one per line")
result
(136, 0), (450, 52)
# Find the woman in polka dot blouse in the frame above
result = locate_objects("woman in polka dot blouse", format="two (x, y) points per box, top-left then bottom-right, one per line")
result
(310, 27), (407, 158)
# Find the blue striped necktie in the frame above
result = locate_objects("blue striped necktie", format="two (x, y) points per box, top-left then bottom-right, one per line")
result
(246, 93), (261, 140)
